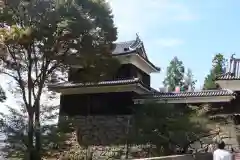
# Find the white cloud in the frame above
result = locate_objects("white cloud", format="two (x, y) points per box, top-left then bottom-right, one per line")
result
(155, 38), (184, 47)
(108, 0), (197, 40)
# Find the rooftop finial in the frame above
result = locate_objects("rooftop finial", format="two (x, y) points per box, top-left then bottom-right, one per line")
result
(136, 33), (140, 41)
(231, 53), (236, 60)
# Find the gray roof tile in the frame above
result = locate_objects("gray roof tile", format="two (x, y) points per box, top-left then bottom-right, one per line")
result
(112, 38), (160, 71)
(48, 78), (235, 100)
(137, 89), (235, 100)
(112, 35), (143, 55)
(216, 72), (240, 80)
(48, 78), (142, 89)
(216, 54), (240, 80)
(112, 40), (136, 54)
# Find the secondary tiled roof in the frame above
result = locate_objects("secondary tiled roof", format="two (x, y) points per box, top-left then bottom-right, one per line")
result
(48, 78), (147, 89)
(136, 89), (235, 100)
(216, 54), (240, 80)
(216, 72), (240, 80)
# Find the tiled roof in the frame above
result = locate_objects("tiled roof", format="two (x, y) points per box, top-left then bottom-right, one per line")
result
(112, 38), (160, 71)
(216, 54), (240, 80)
(216, 72), (240, 80)
(112, 35), (143, 55)
(136, 89), (235, 100)
(48, 78), (235, 100)
(112, 40), (137, 54)
(48, 78), (145, 89)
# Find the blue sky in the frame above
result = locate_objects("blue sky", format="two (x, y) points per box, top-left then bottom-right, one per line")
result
(109, 0), (240, 89)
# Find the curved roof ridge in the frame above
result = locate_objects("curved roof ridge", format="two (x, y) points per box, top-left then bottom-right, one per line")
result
(129, 39), (142, 50)
(129, 34), (142, 49)
(178, 89), (233, 92)
(48, 77), (142, 89)
(138, 89), (235, 98)
(115, 40), (135, 44)
(194, 89), (227, 92)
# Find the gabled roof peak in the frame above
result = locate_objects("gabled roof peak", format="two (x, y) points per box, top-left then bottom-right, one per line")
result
(112, 34), (143, 55)
(129, 33), (142, 50)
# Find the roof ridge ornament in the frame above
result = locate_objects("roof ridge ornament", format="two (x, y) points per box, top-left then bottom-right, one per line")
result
(136, 33), (140, 42)
(128, 33), (142, 50)
(230, 53), (236, 61)
(231, 53), (235, 58)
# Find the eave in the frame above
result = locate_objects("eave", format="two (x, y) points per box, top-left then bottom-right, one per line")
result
(114, 52), (160, 73)
(216, 73), (240, 91)
(48, 78), (151, 95)
(112, 36), (160, 73)
(134, 90), (236, 104)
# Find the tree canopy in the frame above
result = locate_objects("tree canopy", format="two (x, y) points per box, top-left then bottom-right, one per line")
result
(0, 0), (119, 159)
(183, 68), (196, 91)
(163, 57), (185, 91)
(203, 53), (226, 90)
(163, 57), (196, 92)
(131, 102), (212, 156)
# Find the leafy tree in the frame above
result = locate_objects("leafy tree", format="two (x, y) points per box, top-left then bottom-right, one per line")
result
(203, 53), (226, 90)
(0, 0), (119, 159)
(183, 68), (197, 91)
(163, 57), (185, 91)
(131, 102), (215, 157)
(0, 104), (76, 159)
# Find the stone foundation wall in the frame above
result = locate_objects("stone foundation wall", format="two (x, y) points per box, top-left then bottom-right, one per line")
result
(75, 116), (132, 146)
(57, 115), (240, 159)
(206, 116), (239, 151)
(74, 115), (133, 159)
(58, 115), (150, 159)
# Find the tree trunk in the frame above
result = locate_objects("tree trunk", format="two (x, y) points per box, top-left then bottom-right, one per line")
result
(35, 102), (41, 160)
(28, 111), (35, 160)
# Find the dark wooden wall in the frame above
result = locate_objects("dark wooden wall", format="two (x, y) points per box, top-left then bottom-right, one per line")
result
(60, 92), (137, 116)
(68, 64), (150, 87)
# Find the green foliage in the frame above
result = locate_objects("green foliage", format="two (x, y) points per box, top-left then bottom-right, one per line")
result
(163, 57), (196, 92)
(0, 106), (28, 159)
(0, 0), (119, 83)
(0, 104), (75, 159)
(184, 68), (197, 91)
(0, 0), (119, 159)
(163, 57), (185, 91)
(131, 102), (210, 156)
(203, 53), (226, 90)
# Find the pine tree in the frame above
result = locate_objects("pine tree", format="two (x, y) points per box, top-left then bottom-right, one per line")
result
(163, 57), (185, 91)
(183, 68), (197, 91)
(203, 53), (226, 90)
